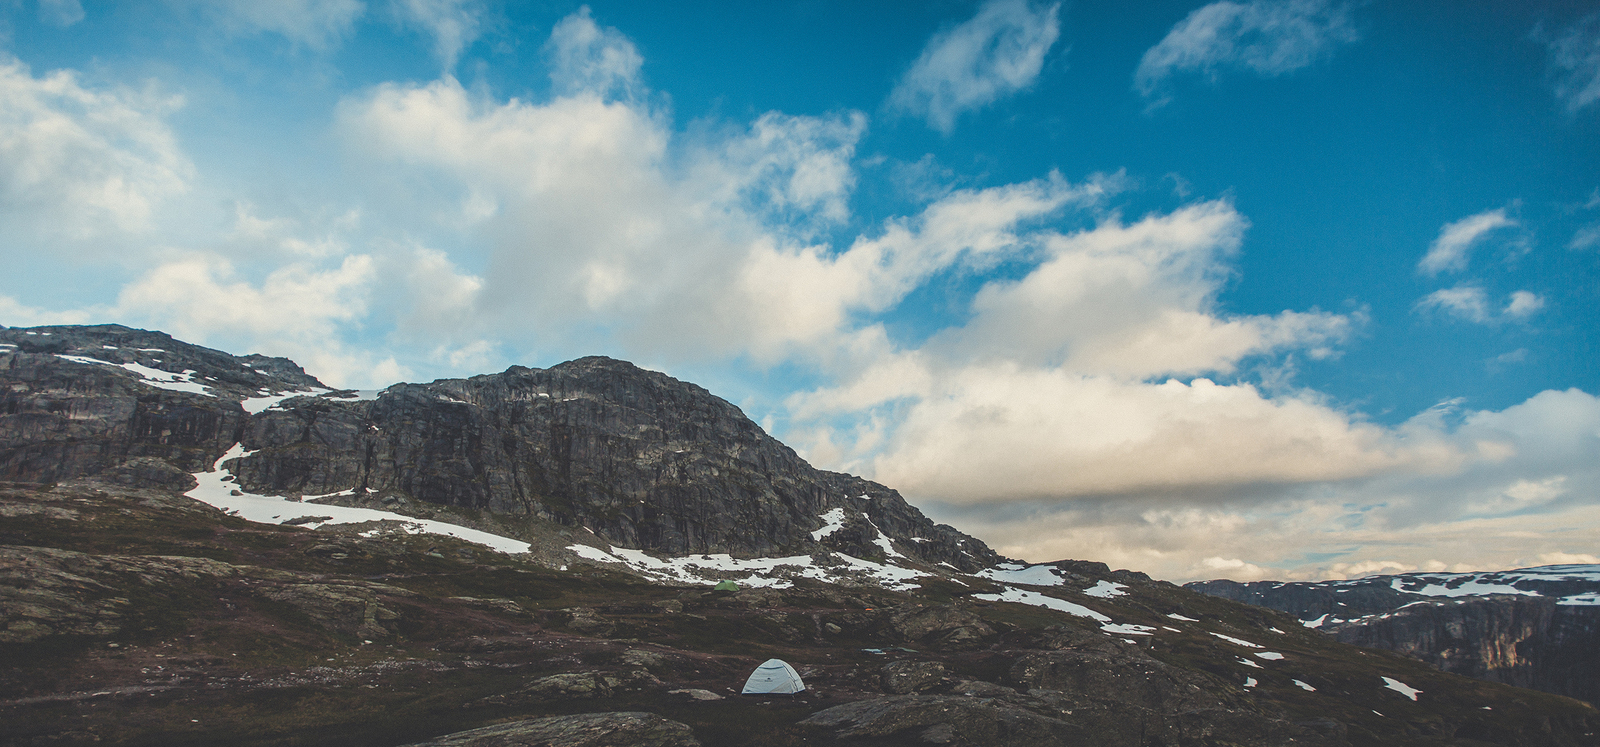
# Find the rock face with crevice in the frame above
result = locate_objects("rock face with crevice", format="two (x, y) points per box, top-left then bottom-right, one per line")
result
(0, 324), (998, 569)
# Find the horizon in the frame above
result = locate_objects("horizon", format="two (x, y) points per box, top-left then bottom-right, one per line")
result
(1, 0), (1597, 582)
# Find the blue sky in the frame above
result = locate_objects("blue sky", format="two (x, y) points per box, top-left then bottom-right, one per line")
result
(2, 0), (1598, 581)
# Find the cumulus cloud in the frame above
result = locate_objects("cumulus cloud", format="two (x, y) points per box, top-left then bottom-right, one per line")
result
(173, 0), (366, 49)
(888, 0), (1061, 133)
(1418, 208), (1517, 275)
(0, 56), (191, 241)
(931, 387), (1600, 581)
(392, 0), (486, 71)
(338, 10), (1110, 365)
(1541, 13), (1600, 112)
(787, 201), (1394, 506)
(109, 252), (409, 388)
(1135, 0), (1359, 106)
(545, 5), (643, 99)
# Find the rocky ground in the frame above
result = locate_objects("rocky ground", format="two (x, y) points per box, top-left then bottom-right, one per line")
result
(4, 478), (1598, 747)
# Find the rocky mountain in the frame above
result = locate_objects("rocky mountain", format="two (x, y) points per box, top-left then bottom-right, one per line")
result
(1188, 567), (1600, 707)
(4, 324), (1599, 746)
(0, 323), (995, 572)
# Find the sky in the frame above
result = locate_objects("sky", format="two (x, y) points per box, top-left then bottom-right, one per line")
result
(1, 0), (1598, 582)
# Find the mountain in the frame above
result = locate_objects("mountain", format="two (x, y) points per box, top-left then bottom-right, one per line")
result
(1188, 567), (1600, 707)
(3, 324), (1598, 747)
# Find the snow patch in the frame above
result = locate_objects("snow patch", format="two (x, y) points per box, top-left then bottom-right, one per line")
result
(57, 355), (215, 397)
(977, 564), (1065, 587)
(1301, 614), (1328, 629)
(1381, 677), (1421, 701)
(972, 587), (1111, 622)
(1244, 677), (1258, 689)
(1557, 593), (1600, 606)
(1210, 632), (1264, 648)
(1101, 623), (1156, 636)
(1083, 580), (1127, 598)
(811, 508), (847, 541)
(1255, 652), (1284, 661)
(188, 444), (530, 553)
(1294, 680), (1316, 692)
(1166, 613), (1199, 622)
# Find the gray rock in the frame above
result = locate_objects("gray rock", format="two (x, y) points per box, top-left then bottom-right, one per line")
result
(882, 660), (947, 694)
(799, 694), (1083, 746)
(258, 581), (407, 639)
(885, 603), (995, 650)
(400, 712), (699, 747)
(516, 669), (662, 701)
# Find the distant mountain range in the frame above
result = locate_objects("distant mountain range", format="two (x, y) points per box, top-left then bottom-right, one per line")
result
(3, 323), (1597, 746)
(1189, 566), (1600, 706)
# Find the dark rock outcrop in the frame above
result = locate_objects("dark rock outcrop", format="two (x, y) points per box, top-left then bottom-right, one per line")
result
(0, 325), (1001, 570)
(400, 712), (700, 747)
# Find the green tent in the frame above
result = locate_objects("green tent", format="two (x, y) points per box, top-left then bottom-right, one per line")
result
(713, 580), (740, 592)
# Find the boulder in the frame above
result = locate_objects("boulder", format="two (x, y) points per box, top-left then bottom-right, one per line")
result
(400, 712), (699, 747)
(882, 660), (947, 694)
(799, 694), (1083, 746)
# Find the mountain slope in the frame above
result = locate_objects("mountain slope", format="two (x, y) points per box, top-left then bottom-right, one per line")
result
(0, 324), (995, 572)
(1188, 567), (1600, 706)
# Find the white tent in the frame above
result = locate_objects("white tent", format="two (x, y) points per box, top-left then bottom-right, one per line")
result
(741, 658), (805, 695)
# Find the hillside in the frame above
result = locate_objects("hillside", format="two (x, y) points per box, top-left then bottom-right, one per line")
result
(1189, 567), (1600, 707)
(3, 324), (1598, 746)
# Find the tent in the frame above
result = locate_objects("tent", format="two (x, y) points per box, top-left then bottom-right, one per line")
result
(741, 658), (805, 695)
(713, 580), (740, 592)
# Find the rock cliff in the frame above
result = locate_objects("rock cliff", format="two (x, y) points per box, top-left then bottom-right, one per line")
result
(0, 324), (997, 570)
(1188, 567), (1600, 706)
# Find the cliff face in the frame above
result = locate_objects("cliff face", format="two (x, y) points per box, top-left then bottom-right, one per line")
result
(0, 324), (998, 570)
(1189, 568), (1600, 706)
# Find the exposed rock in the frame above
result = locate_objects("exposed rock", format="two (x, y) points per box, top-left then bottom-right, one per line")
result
(513, 669), (661, 701)
(0, 545), (241, 643)
(258, 581), (408, 639)
(799, 694), (1084, 746)
(1190, 570), (1600, 706)
(400, 712), (700, 747)
(668, 688), (723, 701)
(881, 660), (947, 694)
(884, 602), (995, 650)
(619, 648), (667, 669)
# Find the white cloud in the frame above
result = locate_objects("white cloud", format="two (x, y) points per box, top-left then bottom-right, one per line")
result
(544, 6), (643, 99)
(1418, 208), (1517, 275)
(0, 294), (96, 326)
(1570, 223), (1600, 250)
(173, 0), (366, 49)
(392, 0), (485, 71)
(108, 252), (408, 388)
(0, 56), (191, 241)
(787, 202), (1393, 506)
(888, 0), (1061, 133)
(37, 0), (85, 27)
(1415, 286), (1543, 325)
(1503, 290), (1545, 319)
(1542, 13), (1600, 112)
(1416, 285), (1490, 323)
(929, 388), (1600, 581)
(1135, 0), (1359, 106)
(338, 17), (1112, 366)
